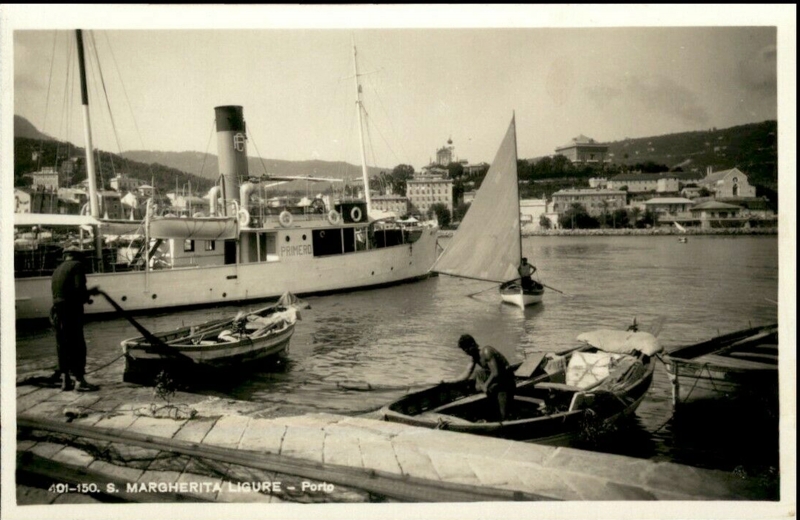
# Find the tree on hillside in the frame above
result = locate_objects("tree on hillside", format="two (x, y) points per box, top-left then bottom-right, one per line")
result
(558, 203), (599, 229)
(390, 164), (415, 195)
(627, 207), (642, 228)
(428, 203), (452, 228)
(539, 214), (552, 230)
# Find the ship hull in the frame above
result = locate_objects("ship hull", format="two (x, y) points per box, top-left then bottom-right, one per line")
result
(15, 226), (439, 320)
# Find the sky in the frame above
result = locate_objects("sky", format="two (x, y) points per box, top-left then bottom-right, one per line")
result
(4, 6), (790, 173)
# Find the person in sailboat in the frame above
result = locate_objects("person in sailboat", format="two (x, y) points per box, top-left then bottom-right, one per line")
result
(518, 257), (537, 291)
(49, 247), (100, 392)
(452, 334), (515, 421)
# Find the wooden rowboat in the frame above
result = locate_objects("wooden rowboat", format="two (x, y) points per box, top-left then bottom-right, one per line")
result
(121, 292), (307, 384)
(381, 329), (661, 444)
(499, 280), (545, 309)
(663, 323), (778, 409)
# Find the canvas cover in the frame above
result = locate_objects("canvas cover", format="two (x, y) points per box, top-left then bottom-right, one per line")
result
(566, 351), (625, 389)
(576, 330), (663, 356)
(432, 117), (521, 283)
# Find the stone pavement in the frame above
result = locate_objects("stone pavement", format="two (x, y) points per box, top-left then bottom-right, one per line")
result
(15, 382), (770, 503)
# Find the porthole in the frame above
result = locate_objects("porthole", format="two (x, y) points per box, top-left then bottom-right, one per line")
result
(223, 292), (227, 298)
(285, 236), (290, 242)
(371, 271), (375, 276)
(121, 296), (127, 302)
(151, 294), (157, 299)
(302, 234), (307, 240)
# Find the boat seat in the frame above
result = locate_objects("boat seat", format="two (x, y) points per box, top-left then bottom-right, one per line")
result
(535, 382), (583, 393)
(514, 396), (546, 408)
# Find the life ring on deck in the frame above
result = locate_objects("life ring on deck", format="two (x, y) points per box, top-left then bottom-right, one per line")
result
(327, 210), (341, 225)
(238, 209), (251, 227)
(350, 206), (363, 223)
(279, 210), (293, 227)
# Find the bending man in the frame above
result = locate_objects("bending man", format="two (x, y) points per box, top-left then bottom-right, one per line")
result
(454, 334), (515, 421)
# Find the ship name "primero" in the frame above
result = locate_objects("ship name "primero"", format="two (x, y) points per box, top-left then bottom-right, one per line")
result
(280, 244), (313, 257)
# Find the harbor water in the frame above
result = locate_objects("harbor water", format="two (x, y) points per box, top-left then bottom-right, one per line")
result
(16, 235), (780, 477)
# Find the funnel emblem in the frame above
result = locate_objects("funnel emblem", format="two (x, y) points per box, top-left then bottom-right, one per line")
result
(234, 133), (247, 152)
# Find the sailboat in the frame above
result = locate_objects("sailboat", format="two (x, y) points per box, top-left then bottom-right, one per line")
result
(432, 116), (544, 309)
(14, 31), (439, 320)
(675, 222), (688, 243)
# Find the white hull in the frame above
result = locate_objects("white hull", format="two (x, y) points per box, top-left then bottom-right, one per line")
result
(500, 290), (544, 309)
(15, 226), (438, 320)
(499, 282), (544, 309)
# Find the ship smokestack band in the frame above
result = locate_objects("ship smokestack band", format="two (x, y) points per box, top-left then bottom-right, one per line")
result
(215, 106), (249, 216)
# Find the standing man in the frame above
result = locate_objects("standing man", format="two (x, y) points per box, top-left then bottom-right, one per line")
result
(518, 257), (537, 291)
(50, 247), (100, 392)
(453, 334), (516, 421)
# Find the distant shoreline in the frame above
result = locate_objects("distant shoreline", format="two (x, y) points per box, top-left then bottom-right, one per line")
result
(437, 227), (778, 238)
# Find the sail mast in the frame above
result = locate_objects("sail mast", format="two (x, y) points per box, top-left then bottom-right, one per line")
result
(76, 29), (100, 219)
(512, 112), (522, 262)
(352, 37), (372, 213)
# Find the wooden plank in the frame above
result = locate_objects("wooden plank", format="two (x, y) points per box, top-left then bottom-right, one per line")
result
(727, 352), (779, 362)
(689, 354), (777, 371)
(18, 415), (552, 502)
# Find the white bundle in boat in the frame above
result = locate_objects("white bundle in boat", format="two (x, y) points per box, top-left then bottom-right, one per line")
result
(576, 330), (662, 356)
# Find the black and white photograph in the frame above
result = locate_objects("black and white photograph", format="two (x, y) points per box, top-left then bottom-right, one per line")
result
(1, 5), (795, 520)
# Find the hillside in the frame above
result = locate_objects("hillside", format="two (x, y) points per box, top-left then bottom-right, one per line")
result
(14, 137), (215, 195)
(14, 115), (53, 141)
(120, 150), (386, 190)
(604, 121), (778, 191)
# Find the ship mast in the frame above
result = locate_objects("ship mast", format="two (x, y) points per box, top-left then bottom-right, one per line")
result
(352, 38), (372, 213)
(76, 29), (100, 219)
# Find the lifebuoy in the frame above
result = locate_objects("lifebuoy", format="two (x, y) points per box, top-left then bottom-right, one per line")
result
(327, 210), (341, 225)
(279, 210), (293, 227)
(238, 209), (250, 227)
(350, 206), (363, 222)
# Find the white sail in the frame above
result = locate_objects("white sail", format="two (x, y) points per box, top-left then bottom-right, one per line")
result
(432, 117), (521, 283)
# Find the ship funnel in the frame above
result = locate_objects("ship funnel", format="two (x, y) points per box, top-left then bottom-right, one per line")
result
(207, 186), (221, 216)
(215, 106), (249, 216)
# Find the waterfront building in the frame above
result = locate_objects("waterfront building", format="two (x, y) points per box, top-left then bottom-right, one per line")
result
(698, 167), (757, 198)
(589, 177), (608, 188)
(29, 167), (60, 191)
(690, 200), (744, 229)
(643, 197), (695, 216)
(406, 177), (454, 217)
(607, 172), (703, 193)
(551, 188), (626, 216)
(110, 174), (144, 193)
(463, 162), (489, 176)
(520, 198), (548, 229)
(555, 135), (609, 164)
(372, 194), (409, 217)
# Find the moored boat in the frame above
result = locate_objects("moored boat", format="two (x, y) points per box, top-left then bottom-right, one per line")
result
(14, 32), (439, 321)
(663, 323), (778, 409)
(121, 292), (308, 385)
(381, 328), (661, 443)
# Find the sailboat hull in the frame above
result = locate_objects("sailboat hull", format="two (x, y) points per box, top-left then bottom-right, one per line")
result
(499, 283), (544, 309)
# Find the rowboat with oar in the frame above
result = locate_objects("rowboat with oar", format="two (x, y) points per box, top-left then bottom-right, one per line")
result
(381, 328), (662, 443)
(119, 292), (308, 384)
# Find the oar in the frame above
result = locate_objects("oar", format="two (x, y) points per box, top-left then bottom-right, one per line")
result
(467, 282), (508, 298)
(541, 283), (569, 296)
(95, 290), (192, 362)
